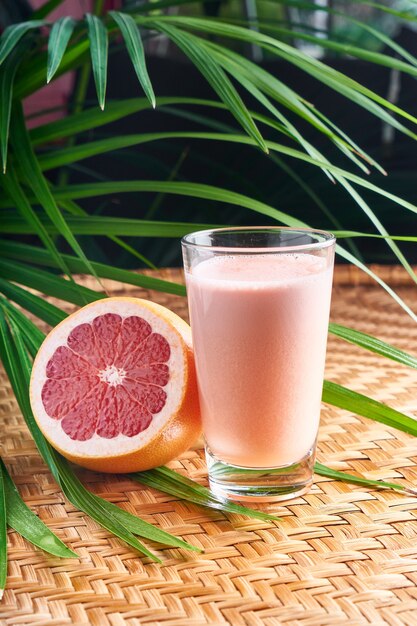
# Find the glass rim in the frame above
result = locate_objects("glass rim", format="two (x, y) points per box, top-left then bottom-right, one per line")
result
(181, 226), (336, 253)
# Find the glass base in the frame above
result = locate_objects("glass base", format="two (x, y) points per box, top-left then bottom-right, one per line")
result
(205, 445), (316, 503)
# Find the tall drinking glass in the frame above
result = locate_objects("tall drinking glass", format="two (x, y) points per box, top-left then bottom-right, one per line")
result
(182, 227), (335, 502)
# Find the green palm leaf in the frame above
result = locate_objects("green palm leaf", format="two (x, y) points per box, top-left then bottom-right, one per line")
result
(207, 39), (384, 175)
(109, 11), (155, 108)
(1, 168), (73, 278)
(0, 240), (186, 296)
(14, 39), (90, 100)
(37, 104), (356, 254)
(1, 458), (77, 558)
(43, 179), (307, 224)
(323, 381), (417, 437)
(302, 103), (386, 174)
(202, 38), (368, 169)
(134, 467), (277, 520)
(0, 212), (221, 237)
(269, 154), (358, 246)
(333, 231), (417, 242)
(29, 97), (245, 146)
(29, 131), (417, 222)
(314, 463), (417, 497)
(0, 258), (103, 306)
(0, 39), (33, 173)
(47, 17), (76, 84)
(154, 22), (268, 153)
(0, 317), (61, 480)
(10, 103), (104, 290)
(205, 49), (339, 180)
(334, 176), (417, 287)
(0, 295), (45, 356)
(277, 48), (417, 140)
(0, 21), (43, 66)
(37, 130), (282, 171)
(86, 13), (108, 110)
(344, 8), (417, 67)
(47, 454), (161, 562)
(0, 279), (66, 327)
(0, 51), (16, 173)
(154, 16), (417, 135)
(329, 323), (417, 370)
(26, 122), (417, 288)
(338, 248), (417, 323)
(59, 197), (157, 270)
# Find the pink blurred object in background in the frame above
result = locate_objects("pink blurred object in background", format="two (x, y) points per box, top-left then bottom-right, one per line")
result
(25, 0), (121, 128)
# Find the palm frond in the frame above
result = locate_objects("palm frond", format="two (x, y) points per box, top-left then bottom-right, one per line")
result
(30, 97), (212, 145)
(10, 103), (104, 290)
(47, 17), (76, 84)
(0, 39), (31, 172)
(329, 323), (417, 370)
(0, 279), (66, 326)
(14, 39), (90, 99)
(109, 11), (155, 108)
(201, 37), (372, 173)
(58, 197), (158, 270)
(0, 21), (44, 65)
(0, 212), (222, 237)
(323, 381), (417, 437)
(154, 22), (269, 153)
(0, 257), (102, 306)
(0, 240), (186, 296)
(1, 457), (77, 559)
(150, 16), (417, 133)
(86, 14), (108, 110)
(1, 168), (74, 278)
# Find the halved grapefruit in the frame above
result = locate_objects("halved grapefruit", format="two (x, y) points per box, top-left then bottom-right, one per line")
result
(30, 297), (201, 473)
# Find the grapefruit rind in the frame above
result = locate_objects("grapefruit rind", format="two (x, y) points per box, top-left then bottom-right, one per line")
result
(29, 297), (201, 473)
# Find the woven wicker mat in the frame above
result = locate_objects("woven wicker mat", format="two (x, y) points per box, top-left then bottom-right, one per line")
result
(1, 266), (417, 626)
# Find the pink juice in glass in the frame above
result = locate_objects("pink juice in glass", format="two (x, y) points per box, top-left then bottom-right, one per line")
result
(185, 253), (334, 469)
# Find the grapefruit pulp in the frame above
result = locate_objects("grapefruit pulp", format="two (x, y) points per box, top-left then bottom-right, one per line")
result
(30, 297), (201, 473)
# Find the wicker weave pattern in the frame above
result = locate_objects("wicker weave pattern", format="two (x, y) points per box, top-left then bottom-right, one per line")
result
(1, 268), (417, 626)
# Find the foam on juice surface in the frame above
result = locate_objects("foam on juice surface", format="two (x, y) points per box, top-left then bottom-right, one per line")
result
(192, 253), (327, 285)
(186, 253), (333, 468)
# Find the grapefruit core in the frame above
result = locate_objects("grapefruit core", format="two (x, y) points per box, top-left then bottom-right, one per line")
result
(30, 297), (201, 473)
